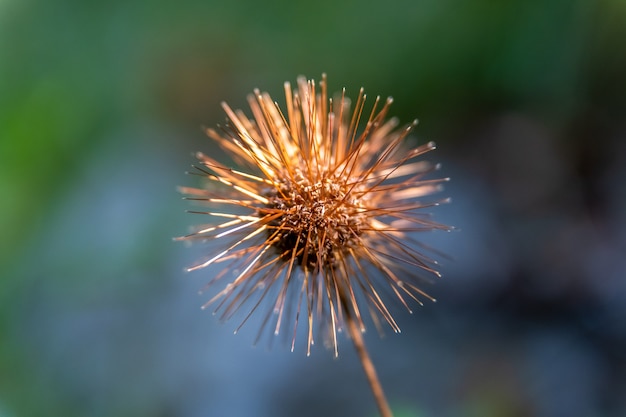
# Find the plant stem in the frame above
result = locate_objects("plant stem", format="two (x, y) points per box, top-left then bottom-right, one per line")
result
(344, 307), (394, 417)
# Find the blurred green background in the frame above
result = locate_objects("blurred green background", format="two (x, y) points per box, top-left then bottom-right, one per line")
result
(1, 0), (625, 416)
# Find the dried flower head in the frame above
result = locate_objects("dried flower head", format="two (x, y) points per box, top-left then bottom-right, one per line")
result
(177, 75), (450, 358)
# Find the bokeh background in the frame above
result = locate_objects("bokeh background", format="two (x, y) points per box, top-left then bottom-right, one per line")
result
(1, 0), (625, 416)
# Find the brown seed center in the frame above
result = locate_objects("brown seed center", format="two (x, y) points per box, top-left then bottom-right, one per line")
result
(264, 171), (366, 271)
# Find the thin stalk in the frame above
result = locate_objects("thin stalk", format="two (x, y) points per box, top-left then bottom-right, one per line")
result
(343, 298), (394, 417)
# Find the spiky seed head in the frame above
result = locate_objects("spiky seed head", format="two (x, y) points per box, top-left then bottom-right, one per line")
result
(177, 75), (450, 356)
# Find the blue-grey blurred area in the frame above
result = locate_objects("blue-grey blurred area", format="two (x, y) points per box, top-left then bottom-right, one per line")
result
(1, 0), (625, 416)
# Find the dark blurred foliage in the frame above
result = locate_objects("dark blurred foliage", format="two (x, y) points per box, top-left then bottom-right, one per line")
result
(1, 0), (625, 416)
